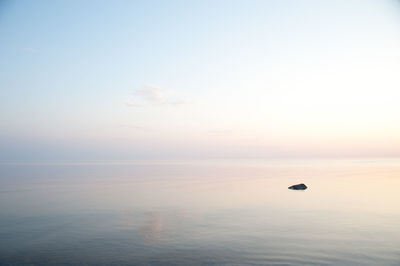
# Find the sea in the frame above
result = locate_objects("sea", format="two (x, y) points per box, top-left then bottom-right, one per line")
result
(0, 159), (399, 265)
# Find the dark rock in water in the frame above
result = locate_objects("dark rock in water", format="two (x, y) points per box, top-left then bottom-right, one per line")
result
(288, 183), (307, 190)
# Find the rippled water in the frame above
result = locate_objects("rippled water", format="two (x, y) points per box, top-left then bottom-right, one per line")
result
(0, 159), (400, 265)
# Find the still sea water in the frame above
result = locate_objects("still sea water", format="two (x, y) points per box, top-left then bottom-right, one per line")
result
(0, 159), (399, 265)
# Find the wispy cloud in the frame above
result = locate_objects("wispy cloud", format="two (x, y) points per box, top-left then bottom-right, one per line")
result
(170, 100), (187, 106)
(207, 129), (233, 136)
(136, 84), (165, 103)
(23, 47), (37, 52)
(117, 123), (145, 130)
(124, 83), (189, 107)
(123, 100), (142, 107)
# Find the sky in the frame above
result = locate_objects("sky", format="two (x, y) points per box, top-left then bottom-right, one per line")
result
(0, 0), (400, 161)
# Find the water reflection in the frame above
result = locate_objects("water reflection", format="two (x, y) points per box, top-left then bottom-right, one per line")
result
(140, 211), (164, 243)
(119, 209), (186, 245)
(0, 160), (400, 265)
(119, 209), (137, 230)
(139, 210), (185, 245)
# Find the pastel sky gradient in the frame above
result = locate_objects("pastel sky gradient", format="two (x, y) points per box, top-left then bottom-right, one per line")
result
(1, 0), (400, 161)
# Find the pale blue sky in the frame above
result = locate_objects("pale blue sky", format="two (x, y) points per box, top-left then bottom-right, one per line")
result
(1, 0), (400, 161)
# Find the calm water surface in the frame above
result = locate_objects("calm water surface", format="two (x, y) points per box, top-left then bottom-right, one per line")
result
(0, 159), (399, 265)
